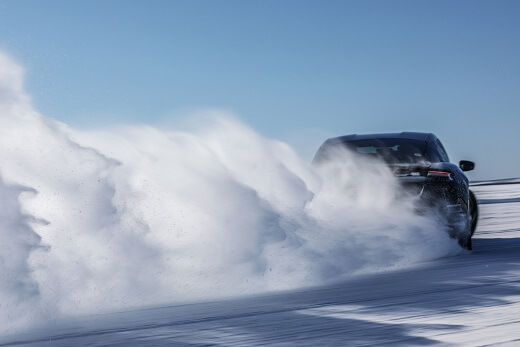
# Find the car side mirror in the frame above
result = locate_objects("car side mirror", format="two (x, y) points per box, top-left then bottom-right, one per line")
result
(459, 160), (475, 172)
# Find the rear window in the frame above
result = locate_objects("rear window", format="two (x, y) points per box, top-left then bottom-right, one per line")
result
(315, 138), (429, 164)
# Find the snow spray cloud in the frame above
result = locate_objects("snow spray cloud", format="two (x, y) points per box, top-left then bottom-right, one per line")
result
(0, 53), (460, 332)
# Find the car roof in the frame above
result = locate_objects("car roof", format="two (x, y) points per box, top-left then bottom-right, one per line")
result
(325, 132), (436, 144)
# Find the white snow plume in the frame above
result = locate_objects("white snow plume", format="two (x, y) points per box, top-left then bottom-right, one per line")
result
(0, 52), (460, 333)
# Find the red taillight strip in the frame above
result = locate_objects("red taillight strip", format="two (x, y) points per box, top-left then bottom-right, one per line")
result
(427, 170), (453, 177)
(428, 170), (452, 175)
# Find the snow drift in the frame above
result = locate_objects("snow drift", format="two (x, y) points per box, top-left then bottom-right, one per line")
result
(0, 52), (459, 333)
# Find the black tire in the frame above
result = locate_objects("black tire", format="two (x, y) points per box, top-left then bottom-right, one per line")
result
(469, 190), (478, 236)
(459, 190), (478, 251)
(465, 236), (473, 250)
(458, 234), (473, 250)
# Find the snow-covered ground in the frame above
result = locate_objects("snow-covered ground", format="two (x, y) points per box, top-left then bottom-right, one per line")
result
(2, 180), (519, 346)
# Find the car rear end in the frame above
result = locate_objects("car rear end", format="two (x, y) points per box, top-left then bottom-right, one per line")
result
(313, 133), (472, 245)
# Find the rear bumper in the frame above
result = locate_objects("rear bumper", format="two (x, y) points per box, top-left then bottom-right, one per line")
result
(413, 199), (471, 239)
(400, 178), (470, 239)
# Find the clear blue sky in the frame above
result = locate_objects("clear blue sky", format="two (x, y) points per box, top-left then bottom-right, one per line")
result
(1, 0), (519, 180)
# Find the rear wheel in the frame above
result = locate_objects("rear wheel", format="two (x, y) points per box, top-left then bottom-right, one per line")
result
(466, 237), (473, 250)
(469, 190), (478, 236)
(459, 190), (478, 251)
(459, 235), (472, 250)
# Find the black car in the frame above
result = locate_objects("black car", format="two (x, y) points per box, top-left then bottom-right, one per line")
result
(313, 132), (478, 250)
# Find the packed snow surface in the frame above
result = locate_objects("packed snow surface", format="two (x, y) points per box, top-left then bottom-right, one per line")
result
(2, 183), (519, 346)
